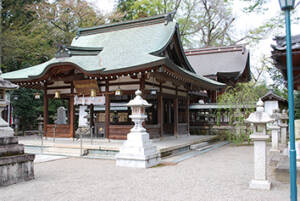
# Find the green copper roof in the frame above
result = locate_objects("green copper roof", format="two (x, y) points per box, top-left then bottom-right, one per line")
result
(2, 13), (225, 89)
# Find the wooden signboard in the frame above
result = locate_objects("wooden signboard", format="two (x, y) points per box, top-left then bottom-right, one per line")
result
(73, 80), (100, 95)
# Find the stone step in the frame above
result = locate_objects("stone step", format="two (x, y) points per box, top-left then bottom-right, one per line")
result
(42, 147), (88, 157)
(0, 137), (18, 145)
(0, 144), (24, 157)
(190, 142), (209, 150)
(161, 141), (229, 165)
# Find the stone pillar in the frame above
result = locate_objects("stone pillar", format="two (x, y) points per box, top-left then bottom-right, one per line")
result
(270, 123), (280, 153)
(245, 99), (273, 190)
(280, 109), (288, 147)
(116, 90), (160, 168)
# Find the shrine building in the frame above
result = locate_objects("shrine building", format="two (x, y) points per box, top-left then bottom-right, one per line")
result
(2, 13), (225, 140)
(185, 45), (250, 103)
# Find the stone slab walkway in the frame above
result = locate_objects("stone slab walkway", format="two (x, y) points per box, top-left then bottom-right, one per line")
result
(19, 135), (217, 152)
(0, 145), (295, 201)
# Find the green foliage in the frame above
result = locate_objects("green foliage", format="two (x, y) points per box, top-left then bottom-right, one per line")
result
(10, 88), (43, 131)
(217, 82), (268, 107)
(217, 82), (269, 144)
(2, 0), (107, 73)
(116, 0), (236, 47)
(295, 92), (300, 120)
(2, 0), (109, 131)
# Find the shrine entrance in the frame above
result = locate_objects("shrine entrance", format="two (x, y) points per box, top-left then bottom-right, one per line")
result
(163, 98), (174, 135)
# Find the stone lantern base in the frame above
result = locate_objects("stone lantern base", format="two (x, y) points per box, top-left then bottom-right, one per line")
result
(249, 179), (271, 190)
(116, 132), (160, 168)
(0, 136), (35, 186)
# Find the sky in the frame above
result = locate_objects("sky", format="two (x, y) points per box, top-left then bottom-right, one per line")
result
(86, 0), (300, 85)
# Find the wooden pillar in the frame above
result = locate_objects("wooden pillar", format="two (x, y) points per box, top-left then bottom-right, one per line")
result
(187, 96), (190, 135)
(43, 84), (48, 137)
(140, 72), (145, 94)
(68, 83), (75, 137)
(69, 96), (74, 137)
(90, 104), (94, 127)
(105, 81), (110, 139)
(174, 88), (178, 137)
(158, 93), (163, 137)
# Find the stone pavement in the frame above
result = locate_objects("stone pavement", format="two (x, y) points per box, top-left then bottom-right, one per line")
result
(19, 135), (218, 157)
(0, 145), (295, 201)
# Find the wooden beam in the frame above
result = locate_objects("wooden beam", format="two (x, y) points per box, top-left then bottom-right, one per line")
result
(105, 81), (110, 139)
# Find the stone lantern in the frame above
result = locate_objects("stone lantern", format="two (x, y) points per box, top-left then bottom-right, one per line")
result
(0, 78), (18, 136)
(0, 74), (35, 186)
(116, 90), (160, 168)
(245, 99), (274, 190)
(280, 109), (289, 146)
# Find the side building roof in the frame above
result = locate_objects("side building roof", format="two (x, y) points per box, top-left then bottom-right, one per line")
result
(271, 34), (300, 89)
(185, 45), (250, 84)
(2, 13), (225, 90)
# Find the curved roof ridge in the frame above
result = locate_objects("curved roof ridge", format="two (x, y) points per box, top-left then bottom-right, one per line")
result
(77, 12), (175, 36)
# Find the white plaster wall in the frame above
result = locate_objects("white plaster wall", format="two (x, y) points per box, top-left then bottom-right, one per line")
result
(264, 101), (279, 115)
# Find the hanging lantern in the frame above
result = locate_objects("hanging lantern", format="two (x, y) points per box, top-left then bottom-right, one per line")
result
(34, 92), (41, 100)
(54, 91), (61, 99)
(115, 77), (122, 96)
(91, 89), (96, 97)
(150, 75), (157, 95)
(150, 88), (157, 95)
(115, 87), (122, 96)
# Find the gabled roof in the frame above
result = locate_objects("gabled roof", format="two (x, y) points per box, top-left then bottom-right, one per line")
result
(185, 45), (250, 83)
(272, 34), (300, 51)
(2, 13), (225, 89)
(261, 90), (287, 103)
(271, 34), (300, 89)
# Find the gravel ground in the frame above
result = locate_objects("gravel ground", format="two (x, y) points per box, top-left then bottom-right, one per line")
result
(0, 145), (296, 201)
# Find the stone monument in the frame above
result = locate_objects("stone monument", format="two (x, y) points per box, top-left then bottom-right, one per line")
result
(116, 90), (160, 168)
(245, 99), (274, 190)
(0, 74), (35, 186)
(56, 106), (67, 124)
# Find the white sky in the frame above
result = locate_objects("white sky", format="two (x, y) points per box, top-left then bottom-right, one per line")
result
(86, 0), (300, 85)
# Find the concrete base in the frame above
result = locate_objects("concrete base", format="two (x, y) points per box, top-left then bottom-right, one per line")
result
(0, 136), (35, 186)
(0, 126), (14, 137)
(116, 132), (161, 168)
(270, 148), (280, 153)
(249, 179), (271, 190)
(116, 152), (160, 168)
(0, 154), (35, 186)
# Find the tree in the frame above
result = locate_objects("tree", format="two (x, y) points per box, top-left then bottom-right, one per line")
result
(1, 0), (109, 73)
(1, 0), (109, 131)
(217, 82), (269, 144)
(116, 0), (238, 47)
(10, 88), (43, 134)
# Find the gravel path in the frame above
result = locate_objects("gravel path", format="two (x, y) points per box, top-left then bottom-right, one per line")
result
(0, 145), (296, 201)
